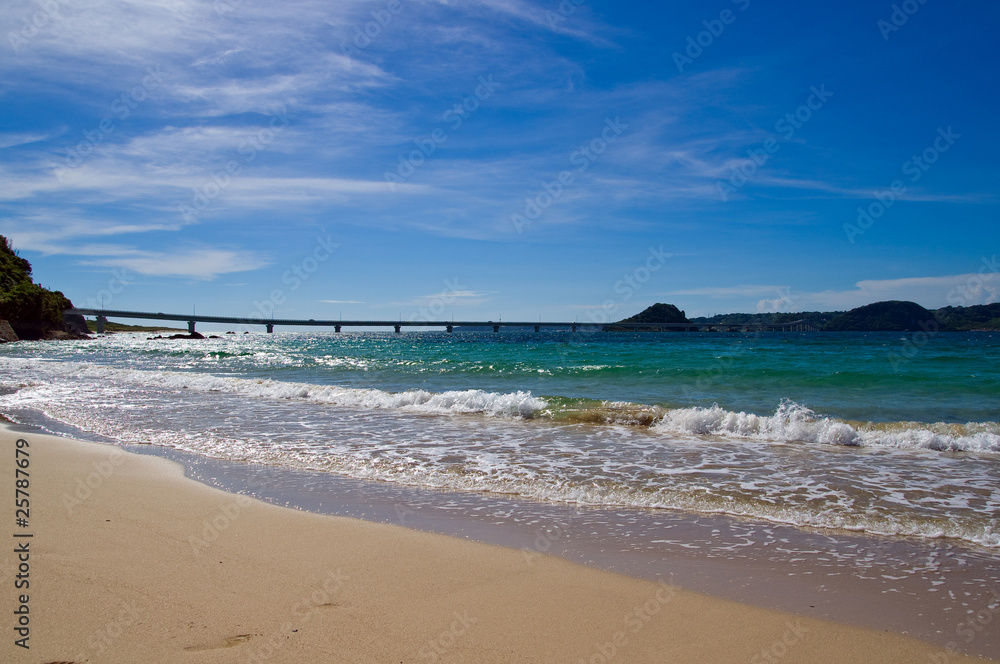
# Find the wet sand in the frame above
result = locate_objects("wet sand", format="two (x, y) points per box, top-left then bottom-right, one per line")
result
(0, 424), (991, 663)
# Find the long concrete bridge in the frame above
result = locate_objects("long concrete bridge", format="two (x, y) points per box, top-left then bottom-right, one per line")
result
(66, 308), (817, 334)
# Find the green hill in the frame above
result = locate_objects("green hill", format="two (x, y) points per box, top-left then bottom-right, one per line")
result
(824, 300), (936, 332)
(612, 303), (692, 330)
(933, 303), (1000, 330)
(0, 236), (86, 340)
(690, 310), (840, 329)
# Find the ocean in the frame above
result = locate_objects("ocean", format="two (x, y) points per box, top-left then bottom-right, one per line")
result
(1, 330), (998, 549)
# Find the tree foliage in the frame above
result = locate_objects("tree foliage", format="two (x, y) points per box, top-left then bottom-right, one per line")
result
(0, 235), (74, 337)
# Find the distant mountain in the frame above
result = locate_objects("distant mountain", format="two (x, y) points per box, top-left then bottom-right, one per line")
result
(934, 303), (1000, 331)
(0, 235), (88, 340)
(690, 311), (841, 329)
(824, 301), (936, 332)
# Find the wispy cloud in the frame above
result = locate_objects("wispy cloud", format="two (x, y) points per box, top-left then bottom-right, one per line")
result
(796, 273), (1000, 311)
(80, 248), (267, 280)
(665, 285), (786, 298)
(0, 130), (62, 148)
(1, 0), (996, 311)
(388, 289), (494, 307)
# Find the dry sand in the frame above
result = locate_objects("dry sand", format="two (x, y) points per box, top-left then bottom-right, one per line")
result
(0, 424), (988, 663)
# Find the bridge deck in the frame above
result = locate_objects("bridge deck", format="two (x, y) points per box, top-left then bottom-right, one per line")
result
(67, 308), (816, 333)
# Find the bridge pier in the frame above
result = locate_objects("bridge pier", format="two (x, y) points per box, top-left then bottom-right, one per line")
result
(96, 315), (107, 333)
(571, 324), (577, 333)
(534, 325), (540, 333)
(266, 324), (274, 333)
(446, 325), (453, 333)
(394, 325), (401, 334)
(493, 324), (500, 333)
(335, 325), (341, 333)
(188, 320), (196, 334)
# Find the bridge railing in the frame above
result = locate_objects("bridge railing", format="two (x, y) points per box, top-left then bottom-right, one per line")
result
(67, 308), (816, 334)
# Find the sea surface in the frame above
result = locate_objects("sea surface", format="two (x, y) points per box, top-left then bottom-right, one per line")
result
(1, 329), (998, 551)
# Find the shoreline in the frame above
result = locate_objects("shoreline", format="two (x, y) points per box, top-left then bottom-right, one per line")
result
(1, 423), (994, 662)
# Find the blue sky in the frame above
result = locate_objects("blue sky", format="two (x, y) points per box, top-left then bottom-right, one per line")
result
(2, 0), (998, 326)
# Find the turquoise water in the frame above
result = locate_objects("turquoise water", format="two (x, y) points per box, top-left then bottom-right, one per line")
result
(1, 330), (998, 548)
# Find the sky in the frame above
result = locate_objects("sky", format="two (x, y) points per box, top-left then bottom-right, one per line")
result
(1, 0), (999, 327)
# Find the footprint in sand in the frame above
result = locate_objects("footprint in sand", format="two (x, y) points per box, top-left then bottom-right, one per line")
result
(184, 634), (253, 651)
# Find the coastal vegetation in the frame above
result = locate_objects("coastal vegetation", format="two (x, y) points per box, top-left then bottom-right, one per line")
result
(0, 235), (86, 340)
(824, 301), (934, 331)
(633, 301), (1000, 331)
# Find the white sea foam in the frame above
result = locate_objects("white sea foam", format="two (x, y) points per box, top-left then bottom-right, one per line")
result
(654, 400), (1000, 454)
(0, 358), (546, 419)
(2, 356), (999, 549)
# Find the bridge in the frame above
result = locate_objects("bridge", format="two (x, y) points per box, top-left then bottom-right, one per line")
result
(66, 308), (817, 334)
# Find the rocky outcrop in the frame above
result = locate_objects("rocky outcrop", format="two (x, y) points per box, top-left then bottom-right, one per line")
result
(62, 312), (90, 336)
(0, 320), (18, 343)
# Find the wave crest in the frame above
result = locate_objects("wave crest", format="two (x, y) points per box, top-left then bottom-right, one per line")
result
(655, 400), (1000, 454)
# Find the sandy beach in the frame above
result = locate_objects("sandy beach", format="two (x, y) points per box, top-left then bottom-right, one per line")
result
(0, 424), (988, 663)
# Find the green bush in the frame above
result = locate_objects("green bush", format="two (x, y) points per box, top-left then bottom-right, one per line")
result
(0, 235), (73, 330)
